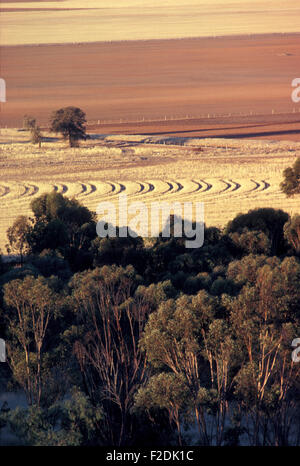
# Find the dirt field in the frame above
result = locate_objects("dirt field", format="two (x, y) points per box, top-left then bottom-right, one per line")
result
(1, 35), (300, 129)
(0, 129), (299, 252)
(87, 113), (300, 142)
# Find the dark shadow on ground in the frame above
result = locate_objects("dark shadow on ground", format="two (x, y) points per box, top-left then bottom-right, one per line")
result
(138, 120), (300, 137)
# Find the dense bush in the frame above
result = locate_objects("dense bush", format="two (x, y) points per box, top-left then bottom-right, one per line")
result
(280, 157), (300, 197)
(0, 194), (300, 446)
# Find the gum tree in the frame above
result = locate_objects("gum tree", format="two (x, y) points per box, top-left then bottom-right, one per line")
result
(50, 106), (87, 147)
(70, 265), (150, 445)
(228, 256), (300, 445)
(3, 276), (59, 407)
(280, 157), (300, 197)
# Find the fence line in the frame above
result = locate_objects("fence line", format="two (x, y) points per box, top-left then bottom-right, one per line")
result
(87, 108), (300, 127)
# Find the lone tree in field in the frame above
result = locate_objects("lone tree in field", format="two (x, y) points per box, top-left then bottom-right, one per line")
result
(23, 115), (43, 147)
(31, 125), (43, 148)
(50, 106), (87, 147)
(280, 157), (300, 197)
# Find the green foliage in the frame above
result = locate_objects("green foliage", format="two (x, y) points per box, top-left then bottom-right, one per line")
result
(26, 191), (97, 270)
(0, 263), (39, 287)
(29, 250), (72, 280)
(23, 115), (36, 130)
(210, 277), (236, 296)
(22, 115), (42, 146)
(227, 256), (300, 444)
(280, 157), (300, 197)
(226, 208), (289, 255)
(2, 276), (63, 407)
(2, 194), (300, 446)
(141, 291), (215, 370)
(50, 106), (87, 147)
(135, 280), (177, 310)
(229, 228), (271, 255)
(92, 232), (147, 273)
(226, 254), (280, 287)
(136, 373), (189, 412)
(5, 215), (31, 259)
(69, 265), (149, 445)
(30, 125), (42, 146)
(30, 191), (94, 224)
(284, 215), (300, 254)
(135, 373), (189, 445)
(5, 192), (97, 271)
(6, 389), (103, 446)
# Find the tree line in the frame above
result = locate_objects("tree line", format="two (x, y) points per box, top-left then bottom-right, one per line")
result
(0, 192), (300, 446)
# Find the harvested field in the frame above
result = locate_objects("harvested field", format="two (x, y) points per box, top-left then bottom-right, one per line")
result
(0, 129), (299, 252)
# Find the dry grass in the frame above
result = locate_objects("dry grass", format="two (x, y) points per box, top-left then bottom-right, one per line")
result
(1, 128), (300, 252)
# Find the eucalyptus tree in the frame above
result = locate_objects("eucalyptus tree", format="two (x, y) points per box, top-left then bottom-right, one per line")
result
(228, 256), (300, 445)
(3, 276), (61, 407)
(70, 265), (150, 445)
(50, 106), (87, 147)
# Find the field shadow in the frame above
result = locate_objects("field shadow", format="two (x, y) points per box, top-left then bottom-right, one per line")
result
(88, 134), (109, 140)
(0, 140), (31, 145)
(41, 136), (60, 142)
(139, 120), (300, 137)
(218, 128), (300, 139)
(0, 136), (61, 145)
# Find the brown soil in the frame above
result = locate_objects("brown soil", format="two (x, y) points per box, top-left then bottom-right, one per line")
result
(88, 114), (300, 141)
(1, 34), (300, 140)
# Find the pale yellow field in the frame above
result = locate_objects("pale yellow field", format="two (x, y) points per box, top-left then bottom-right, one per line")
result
(1, 0), (300, 45)
(0, 129), (300, 252)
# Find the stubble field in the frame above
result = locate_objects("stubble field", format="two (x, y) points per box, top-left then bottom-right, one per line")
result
(0, 129), (299, 252)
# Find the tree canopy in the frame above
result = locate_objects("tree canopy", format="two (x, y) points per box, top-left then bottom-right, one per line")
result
(50, 106), (87, 147)
(280, 157), (300, 197)
(1, 195), (300, 446)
